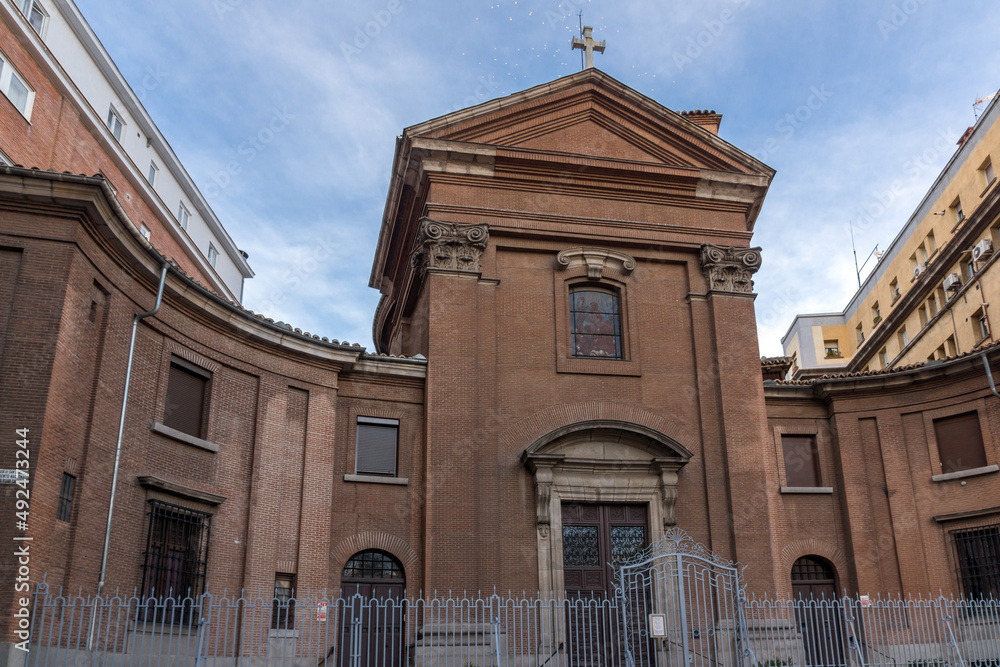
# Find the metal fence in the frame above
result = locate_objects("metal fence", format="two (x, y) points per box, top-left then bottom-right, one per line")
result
(19, 583), (1000, 667)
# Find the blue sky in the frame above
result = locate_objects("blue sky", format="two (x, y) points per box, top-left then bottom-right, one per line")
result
(76, 0), (1000, 356)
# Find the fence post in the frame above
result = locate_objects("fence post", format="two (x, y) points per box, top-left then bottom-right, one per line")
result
(938, 596), (967, 667)
(350, 614), (362, 667)
(842, 595), (866, 667)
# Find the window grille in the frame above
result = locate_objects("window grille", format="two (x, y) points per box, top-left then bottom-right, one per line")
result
(951, 523), (1000, 600)
(342, 550), (404, 580)
(56, 473), (75, 522)
(142, 500), (211, 611)
(272, 574), (295, 629)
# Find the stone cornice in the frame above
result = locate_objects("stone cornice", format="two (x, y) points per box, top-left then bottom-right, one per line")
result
(0, 169), (427, 379)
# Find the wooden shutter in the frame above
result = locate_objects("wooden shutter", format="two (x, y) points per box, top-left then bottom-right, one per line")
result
(934, 412), (987, 474)
(782, 435), (820, 487)
(164, 361), (208, 437)
(356, 419), (398, 476)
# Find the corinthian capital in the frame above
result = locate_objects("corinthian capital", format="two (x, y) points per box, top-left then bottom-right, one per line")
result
(410, 218), (489, 274)
(699, 244), (762, 294)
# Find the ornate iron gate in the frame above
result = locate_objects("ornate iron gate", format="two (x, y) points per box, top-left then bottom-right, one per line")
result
(613, 528), (754, 667)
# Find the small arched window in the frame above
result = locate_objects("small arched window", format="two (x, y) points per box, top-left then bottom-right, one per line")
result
(569, 287), (622, 359)
(791, 555), (837, 599)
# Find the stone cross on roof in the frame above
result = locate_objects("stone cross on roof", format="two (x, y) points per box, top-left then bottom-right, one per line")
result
(571, 26), (606, 70)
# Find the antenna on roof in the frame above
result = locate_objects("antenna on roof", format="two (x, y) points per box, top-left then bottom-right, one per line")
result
(974, 92), (997, 120)
(850, 220), (881, 289)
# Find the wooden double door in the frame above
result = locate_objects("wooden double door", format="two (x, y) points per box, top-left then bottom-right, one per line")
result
(562, 503), (648, 595)
(562, 503), (648, 665)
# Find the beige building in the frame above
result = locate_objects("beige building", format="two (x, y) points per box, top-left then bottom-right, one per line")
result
(783, 94), (1000, 377)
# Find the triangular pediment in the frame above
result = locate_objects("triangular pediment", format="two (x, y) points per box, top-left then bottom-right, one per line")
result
(405, 69), (771, 176)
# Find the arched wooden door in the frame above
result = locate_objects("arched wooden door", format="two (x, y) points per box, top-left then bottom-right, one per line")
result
(339, 550), (406, 667)
(791, 556), (845, 667)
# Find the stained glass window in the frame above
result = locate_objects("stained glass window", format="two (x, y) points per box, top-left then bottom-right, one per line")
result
(570, 288), (622, 359)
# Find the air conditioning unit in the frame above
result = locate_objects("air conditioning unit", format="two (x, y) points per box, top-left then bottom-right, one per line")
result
(913, 263), (926, 279)
(944, 273), (962, 292)
(973, 239), (994, 262)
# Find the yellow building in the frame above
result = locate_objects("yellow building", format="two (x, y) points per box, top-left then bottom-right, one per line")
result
(783, 94), (1000, 377)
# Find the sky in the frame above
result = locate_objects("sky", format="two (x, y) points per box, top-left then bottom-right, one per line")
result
(75, 0), (1000, 356)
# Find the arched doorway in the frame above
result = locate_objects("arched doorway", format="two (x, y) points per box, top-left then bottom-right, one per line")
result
(791, 556), (844, 667)
(339, 550), (406, 667)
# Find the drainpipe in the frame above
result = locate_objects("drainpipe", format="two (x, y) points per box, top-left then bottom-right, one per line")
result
(981, 352), (1000, 401)
(88, 264), (168, 649)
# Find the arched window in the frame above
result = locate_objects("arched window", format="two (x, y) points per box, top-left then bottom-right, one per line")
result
(569, 287), (622, 359)
(791, 555), (837, 599)
(341, 550), (405, 596)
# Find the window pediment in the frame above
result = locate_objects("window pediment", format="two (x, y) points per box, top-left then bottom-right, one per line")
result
(557, 247), (635, 281)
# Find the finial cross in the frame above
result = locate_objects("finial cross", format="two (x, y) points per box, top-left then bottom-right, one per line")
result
(571, 26), (605, 70)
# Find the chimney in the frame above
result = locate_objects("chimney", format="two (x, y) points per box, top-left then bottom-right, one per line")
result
(956, 126), (974, 148)
(681, 109), (723, 135)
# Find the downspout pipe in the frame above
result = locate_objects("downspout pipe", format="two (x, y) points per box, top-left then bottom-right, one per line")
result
(88, 263), (167, 647)
(981, 351), (1000, 400)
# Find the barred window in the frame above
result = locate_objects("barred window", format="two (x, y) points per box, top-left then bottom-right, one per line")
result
(342, 550), (404, 580)
(272, 574), (295, 629)
(56, 473), (75, 522)
(142, 500), (211, 601)
(951, 523), (1000, 600)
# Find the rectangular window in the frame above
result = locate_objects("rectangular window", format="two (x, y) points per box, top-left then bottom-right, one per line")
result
(0, 147), (10, 165)
(856, 322), (864, 344)
(781, 435), (821, 487)
(207, 243), (218, 268)
(20, 0), (47, 35)
(823, 340), (840, 358)
(178, 203), (190, 230)
(148, 161), (158, 186)
(952, 198), (965, 224)
(951, 524), (1000, 600)
(56, 473), (75, 522)
(139, 223), (151, 241)
(163, 357), (211, 439)
(107, 105), (124, 141)
(570, 287), (623, 359)
(979, 310), (990, 342)
(355, 416), (399, 477)
(272, 574), (295, 629)
(0, 51), (34, 119)
(890, 277), (900, 303)
(982, 158), (996, 188)
(142, 500), (211, 610)
(871, 302), (882, 326)
(934, 411), (988, 474)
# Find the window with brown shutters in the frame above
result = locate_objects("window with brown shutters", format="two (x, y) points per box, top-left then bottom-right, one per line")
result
(163, 357), (211, 438)
(355, 417), (399, 477)
(934, 411), (988, 474)
(781, 435), (821, 487)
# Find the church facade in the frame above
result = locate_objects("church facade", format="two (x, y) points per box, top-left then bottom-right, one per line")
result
(2, 69), (1000, 656)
